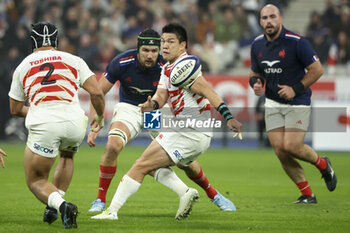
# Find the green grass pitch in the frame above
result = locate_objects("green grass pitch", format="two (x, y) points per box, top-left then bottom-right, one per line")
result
(0, 143), (349, 233)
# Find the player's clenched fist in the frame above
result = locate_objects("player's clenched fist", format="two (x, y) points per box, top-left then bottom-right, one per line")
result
(253, 78), (265, 96)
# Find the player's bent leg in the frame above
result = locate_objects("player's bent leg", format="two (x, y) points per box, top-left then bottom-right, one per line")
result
(53, 150), (75, 191)
(127, 140), (176, 183)
(103, 123), (130, 165)
(179, 161), (236, 211)
(44, 150), (75, 224)
(268, 129), (316, 202)
(283, 129), (317, 162)
(90, 122), (131, 212)
(153, 167), (189, 198)
(268, 129), (305, 183)
(92, 141), (179, 220)
(24, 146), (57, 203)
(284, 129), (337, 191)
(23, 147), (77, 226)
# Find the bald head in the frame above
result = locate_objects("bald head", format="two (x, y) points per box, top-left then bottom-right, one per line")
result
(259, 4), (283, 41)
(260, 4), (281, 17)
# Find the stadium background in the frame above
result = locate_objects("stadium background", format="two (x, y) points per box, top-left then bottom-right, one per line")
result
(0, 1), (350, 232)
(1, 0), (349, 150)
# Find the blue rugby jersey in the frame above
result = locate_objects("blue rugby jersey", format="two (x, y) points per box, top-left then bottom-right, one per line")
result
(251, 27), (319, 105)
(104, 49), (164, 106)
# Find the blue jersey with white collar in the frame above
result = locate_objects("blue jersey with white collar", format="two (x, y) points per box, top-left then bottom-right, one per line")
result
(104, 49), (165, 106)
(251, 27), (319, 105)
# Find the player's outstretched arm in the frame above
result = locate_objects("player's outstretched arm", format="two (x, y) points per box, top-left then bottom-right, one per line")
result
(190, 76), (242, 135)
(0, 148), (7, 168)
(139, 88), (169, 112)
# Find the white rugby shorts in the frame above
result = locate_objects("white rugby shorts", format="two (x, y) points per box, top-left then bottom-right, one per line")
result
(111, 102), (143, 140)
(265, 98), (311, 131)
(156, 131), (211, 166)
(26, 116), (88, 158)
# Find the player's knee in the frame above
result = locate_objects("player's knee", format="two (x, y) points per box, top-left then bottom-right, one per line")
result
(176, 163), (186, 170)
(105, 138), (124, 157)
(283, 141), (302, 155)
(25, 175), (46, 193)
(273, 145), (292, 162)
(108, 128), (128, 147)
(132, 158), (153, 176)
(271, 141), (284, 153)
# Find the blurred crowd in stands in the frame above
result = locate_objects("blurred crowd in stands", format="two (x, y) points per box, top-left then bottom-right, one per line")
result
(0, 0), (292, 74)
(306, 0), (350, 74)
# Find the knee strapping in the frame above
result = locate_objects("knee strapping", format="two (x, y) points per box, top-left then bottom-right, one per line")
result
(108, 128), (128, 146)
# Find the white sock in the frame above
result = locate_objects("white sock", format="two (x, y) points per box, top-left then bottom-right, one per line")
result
(109, 175), (141, 212)
(154, 168), (188, 197)
(58, 189), (65, 197)
(48, 191), (65, 211)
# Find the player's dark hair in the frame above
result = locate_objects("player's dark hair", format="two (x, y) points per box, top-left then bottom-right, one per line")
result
(30, 22), (58, 51)
(137, 28), (161, 52)
(162, 23), (188, 49)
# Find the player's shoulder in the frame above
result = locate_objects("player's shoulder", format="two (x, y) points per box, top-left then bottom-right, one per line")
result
(251, 34), (265, 46)
(283, 29), (312, 50)
(115, 49), (137, 66)
(284, 29), (303, 41)
(13, 53), (39, 75)
(251, 34), (265, 51)
(253, 34), (265, 42)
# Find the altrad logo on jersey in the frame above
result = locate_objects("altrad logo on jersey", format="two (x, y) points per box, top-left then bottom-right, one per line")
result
(261, 60), (282, 73)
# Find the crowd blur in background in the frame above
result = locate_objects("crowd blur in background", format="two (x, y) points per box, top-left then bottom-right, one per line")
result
(0, 0), (349, 141)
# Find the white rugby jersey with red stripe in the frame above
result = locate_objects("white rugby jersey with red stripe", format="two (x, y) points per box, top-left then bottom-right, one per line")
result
(158, 52), (212, 136)
(9, 49), (94, 126)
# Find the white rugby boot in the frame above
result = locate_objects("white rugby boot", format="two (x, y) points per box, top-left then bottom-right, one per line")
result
(91, 208), (118, 220)
(175, 188), (199, 220)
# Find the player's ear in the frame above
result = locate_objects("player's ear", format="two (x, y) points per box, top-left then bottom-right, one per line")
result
(180, 41), (186, 50)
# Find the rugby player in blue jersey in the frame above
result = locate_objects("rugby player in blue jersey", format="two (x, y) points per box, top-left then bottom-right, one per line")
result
(249, 4), (337, 204)
(86, 28), (236, 213)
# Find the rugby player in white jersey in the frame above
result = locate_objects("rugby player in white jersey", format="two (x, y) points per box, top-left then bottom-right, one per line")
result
(88, 29), (237, 214)
(92, 23), (242, 221)
(8, 22), (105, 229)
